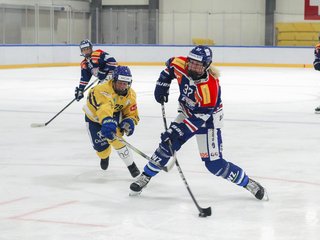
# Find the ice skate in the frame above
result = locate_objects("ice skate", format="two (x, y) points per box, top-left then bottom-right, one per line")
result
(100, 157), (109, 170)
(315, 106), (320, 114)
(129, 173), (151, 196)
(127, 162), (140, 178)
(245, 178), (269, 201)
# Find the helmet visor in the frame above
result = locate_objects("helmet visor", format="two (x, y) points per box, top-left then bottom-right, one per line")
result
(114, 80), (130, 95)
(80, 46), (92, 58)
(187, 59), (206, 79)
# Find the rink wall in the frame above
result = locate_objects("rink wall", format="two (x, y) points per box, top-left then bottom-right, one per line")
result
(0, 44), (315, 69)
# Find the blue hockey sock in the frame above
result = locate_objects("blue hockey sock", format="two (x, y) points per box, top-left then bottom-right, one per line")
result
(143, 145), (171, 177)
(205, 159), (249, 187)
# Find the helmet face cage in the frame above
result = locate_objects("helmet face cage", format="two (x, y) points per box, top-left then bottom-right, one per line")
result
(112, 66), (133, 96)
(187, 45), (213, 80)
(79, 39), (93, 58)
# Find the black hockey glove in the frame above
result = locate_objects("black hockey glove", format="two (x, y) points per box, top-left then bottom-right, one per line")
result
(161, 124), (181, 143)
(97, 70), (107, 81)
(160, 122), (189, 152)
(75, 87), (84, 101)
(154, 82), (170, 104)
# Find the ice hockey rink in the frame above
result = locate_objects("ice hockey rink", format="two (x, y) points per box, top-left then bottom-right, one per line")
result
(1, 65), (320, 240)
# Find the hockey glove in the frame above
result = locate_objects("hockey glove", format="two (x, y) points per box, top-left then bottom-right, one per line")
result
(119, 118), (135, 136)
(91, 67), (107, 80)
(75, 87), (84, 101)
(101, 117), (117, 140)
(97, 70), (107, 81)
(160, 122), (188, 152)
(154, 82), (170, 104)
(314, 60), (320, 71)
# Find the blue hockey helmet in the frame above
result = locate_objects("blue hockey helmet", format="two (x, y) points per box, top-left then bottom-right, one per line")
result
(187, 45), (213, 80)
(112, 66), (133, 96)
(188, 45), (213, 67)
(79, 39), (93, 58)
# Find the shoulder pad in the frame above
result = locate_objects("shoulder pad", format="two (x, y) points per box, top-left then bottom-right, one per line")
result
(129, 88), (137, 98)
(170, 57), (187, 71)
(91, 50), (104, 58)
(165, 57), (174, 65)
(96, 80), (114, 93)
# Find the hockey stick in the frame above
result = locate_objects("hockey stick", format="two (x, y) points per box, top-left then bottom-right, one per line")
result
(30, 78), (99, 128)
(161, 103), (212, 217)
(160, 104), (177, 171)
(114, 135), (169, 172)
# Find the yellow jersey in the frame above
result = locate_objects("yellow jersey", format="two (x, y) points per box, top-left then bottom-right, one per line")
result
(83, 80), (139, 125)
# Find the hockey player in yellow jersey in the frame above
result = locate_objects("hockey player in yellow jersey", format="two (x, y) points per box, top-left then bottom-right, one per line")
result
(83, 65), (140, 177)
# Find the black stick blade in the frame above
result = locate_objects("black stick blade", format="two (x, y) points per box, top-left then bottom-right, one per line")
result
(198, 207), (212, 218)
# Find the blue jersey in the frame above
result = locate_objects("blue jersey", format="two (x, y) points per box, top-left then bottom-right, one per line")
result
(314, 43), (320, 71)
(157, 56), (222, 133)
(79, 49), (117, 90)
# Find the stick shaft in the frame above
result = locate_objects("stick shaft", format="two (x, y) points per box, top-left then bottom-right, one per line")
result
(160, 103), (176, 171)
(114, 135), (168, 172)
(161, 103), (211, 215)
(43, 79), (99, 126)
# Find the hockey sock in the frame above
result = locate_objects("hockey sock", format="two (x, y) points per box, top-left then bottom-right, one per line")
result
(116, 145), (134, 167)
(205, 159), (249, 187)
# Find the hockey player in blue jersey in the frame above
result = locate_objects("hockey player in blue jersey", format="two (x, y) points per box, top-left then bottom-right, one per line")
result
(313, 39), (320, 114)
(130, 45), (267, 200)
(75, 39), (118, 101)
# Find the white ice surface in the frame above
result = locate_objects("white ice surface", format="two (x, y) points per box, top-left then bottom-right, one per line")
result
(0, 66), (320, 240)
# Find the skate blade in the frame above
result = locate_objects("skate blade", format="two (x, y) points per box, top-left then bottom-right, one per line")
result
(129, 190), (142, 196)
